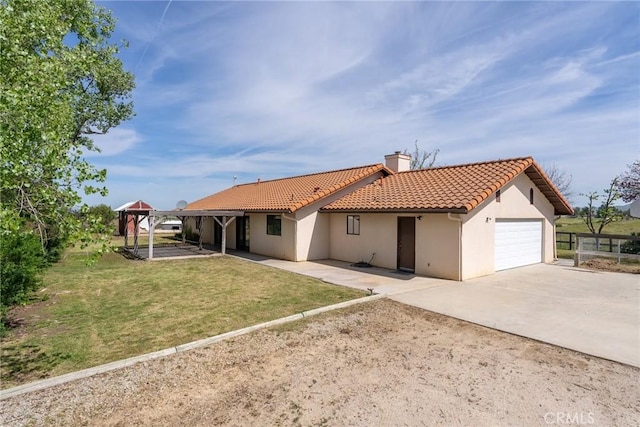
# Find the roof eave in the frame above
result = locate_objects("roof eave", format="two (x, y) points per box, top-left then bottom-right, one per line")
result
(319, 207), (468, 214)
(524, 161), (574, 216)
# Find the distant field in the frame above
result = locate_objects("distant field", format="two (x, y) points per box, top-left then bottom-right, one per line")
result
(555, 217), (640, 234)
(555, 217), (640, 259)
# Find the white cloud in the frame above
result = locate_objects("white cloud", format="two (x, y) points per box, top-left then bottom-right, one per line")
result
(91, 1), (639, 209)
(88, 128), (143, 157)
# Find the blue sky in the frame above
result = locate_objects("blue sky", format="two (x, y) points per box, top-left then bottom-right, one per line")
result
(89, 1), (639, 210)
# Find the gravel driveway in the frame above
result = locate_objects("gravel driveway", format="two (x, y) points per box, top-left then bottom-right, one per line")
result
(1, 299), (638, 426)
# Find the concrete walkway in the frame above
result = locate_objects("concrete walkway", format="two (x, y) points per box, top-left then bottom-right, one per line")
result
(235, 254), (640, 367)
(233, 253), (451, 296)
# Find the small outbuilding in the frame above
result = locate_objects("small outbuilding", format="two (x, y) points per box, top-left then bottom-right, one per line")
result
(115, 200), (154, 236)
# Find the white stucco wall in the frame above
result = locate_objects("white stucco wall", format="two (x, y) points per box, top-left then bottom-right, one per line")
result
(201, 218), (214, 244)
(290, 170), (387, 261)
(328, 212), (461, 280)
(247, 213), (295, 260)
(329, 213), (398, 269)
(295, 211), (330, 260)
(415, 214), (461, 280)
(461, 173), (556, 279)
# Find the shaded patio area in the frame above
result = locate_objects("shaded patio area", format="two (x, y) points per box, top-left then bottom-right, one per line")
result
(121, 208), (244, 260)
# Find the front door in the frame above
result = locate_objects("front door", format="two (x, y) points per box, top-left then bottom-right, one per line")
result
(397, 217), (416, 272)
(236, 216), (250, 251)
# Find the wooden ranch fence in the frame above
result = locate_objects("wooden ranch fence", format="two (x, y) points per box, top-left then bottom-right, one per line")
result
(573, 233), (640, 266)
(556, 231), (577, 250)
(556, 231), (640, 252)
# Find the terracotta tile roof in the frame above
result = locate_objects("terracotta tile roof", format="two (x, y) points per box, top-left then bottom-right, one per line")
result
(322, 157), (573, 215)
(185, 164), (389, 213)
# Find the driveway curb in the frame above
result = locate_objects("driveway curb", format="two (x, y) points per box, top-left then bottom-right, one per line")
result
(0, 294), (385, 401)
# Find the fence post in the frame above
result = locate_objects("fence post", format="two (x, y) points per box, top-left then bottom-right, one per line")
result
(569, 233), (573, 250)
(574, 235), (580, 267)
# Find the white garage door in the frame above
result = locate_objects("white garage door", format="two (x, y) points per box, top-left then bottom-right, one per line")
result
(495, 220), (542, 271)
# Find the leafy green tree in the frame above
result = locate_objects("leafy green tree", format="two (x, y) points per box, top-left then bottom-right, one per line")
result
(0, 0), (134, 312)
(86, 204), (117, 233)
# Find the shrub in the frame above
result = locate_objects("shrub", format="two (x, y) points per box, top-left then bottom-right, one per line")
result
(1, 230), (45, 312)
(181, 227), (200, 242)
(621, 232), (640, 255)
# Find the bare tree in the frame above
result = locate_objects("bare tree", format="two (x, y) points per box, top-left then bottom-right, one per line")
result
(617, 160), (640, 203)
(580, 179), (622, 234)
(404, 140), (439, 170)
(541, 162), (574, 204)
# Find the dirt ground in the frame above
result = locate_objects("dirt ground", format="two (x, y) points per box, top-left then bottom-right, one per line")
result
(581, 258), (640, 274)
(1, 299), (638, 427)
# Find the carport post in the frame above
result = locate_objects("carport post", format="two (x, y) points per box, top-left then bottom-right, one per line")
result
(196, 216), (204, 250)
(221, 216), (227, 255)
(214, 215), (236, 256)
(123, 216), (128, 248)
(148, 213), (154, 260)
(133, 214), (139, 255)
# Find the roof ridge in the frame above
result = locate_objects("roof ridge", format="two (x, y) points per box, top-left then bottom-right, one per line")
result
(233, 163), (385, 187)
(288, 164), (385, 212)
(394, 156), (533, 174)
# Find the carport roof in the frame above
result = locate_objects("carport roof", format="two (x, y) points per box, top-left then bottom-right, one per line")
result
(322, 157), (574, 215)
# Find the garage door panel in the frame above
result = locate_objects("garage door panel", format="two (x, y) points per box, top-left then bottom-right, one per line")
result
(495, 220), (542, 271)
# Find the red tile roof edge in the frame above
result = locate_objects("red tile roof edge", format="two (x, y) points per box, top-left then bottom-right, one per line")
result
(391, 156), (534, 175)
(525, 159), (574, 215)
(380, 156), (535, 213)
(286, 164), (390, 213)
(462, 157), (533, 212)
(184, 163), (394, 213)
(232, 163), (389, 188)
(321, 156), (573, 215)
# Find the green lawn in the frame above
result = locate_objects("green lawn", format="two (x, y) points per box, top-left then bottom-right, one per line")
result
(1, 241), (364, 388)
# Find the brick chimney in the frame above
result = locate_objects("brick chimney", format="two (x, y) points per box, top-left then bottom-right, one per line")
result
(384, 151), (411, 173)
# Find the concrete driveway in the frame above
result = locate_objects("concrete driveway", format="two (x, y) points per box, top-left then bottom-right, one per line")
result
(237, 253), (640, 367)
(391, 264), (640, 367)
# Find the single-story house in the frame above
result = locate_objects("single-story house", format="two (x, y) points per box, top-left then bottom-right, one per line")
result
(184, 153), (573, 280)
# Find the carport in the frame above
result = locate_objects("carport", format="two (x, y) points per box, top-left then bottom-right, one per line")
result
(122, 208), (244, 260)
